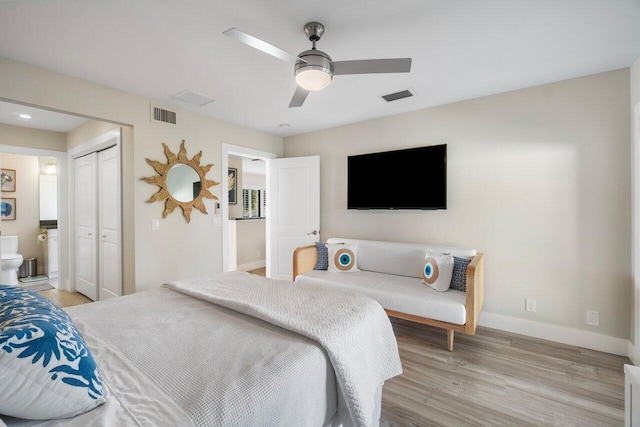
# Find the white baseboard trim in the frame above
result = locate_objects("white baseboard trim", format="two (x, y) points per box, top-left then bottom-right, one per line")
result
(478, 312), (629, 357)
(237, 260), (266, 272)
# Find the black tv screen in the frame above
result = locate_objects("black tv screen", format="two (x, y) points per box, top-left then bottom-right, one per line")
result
(347, 144), (447, 210)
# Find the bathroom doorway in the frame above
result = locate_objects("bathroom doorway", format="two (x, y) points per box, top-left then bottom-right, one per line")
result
(0, 150), (66, 290)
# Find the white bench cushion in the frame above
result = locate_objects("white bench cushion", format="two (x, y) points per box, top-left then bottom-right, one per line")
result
(296, 270), (467, 325)
(326, 238), (476, 279)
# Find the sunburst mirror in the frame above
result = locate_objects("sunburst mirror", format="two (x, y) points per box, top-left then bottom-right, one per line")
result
(141, 140), (219, 223)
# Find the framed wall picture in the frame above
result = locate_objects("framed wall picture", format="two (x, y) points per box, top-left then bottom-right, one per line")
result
(228, 168), (237, 205)
(1, 169), (16, 192)
(1, 198), (16, 220)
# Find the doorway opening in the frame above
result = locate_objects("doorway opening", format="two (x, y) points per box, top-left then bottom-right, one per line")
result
(0, 151), (63, 290)
(221, 144), (276, 277)
(0, 99), (133, 300)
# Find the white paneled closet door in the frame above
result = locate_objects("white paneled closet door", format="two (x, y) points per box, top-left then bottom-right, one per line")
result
(73, 132), (122, 302)
(98, 145), (121, 300)
(75, 152), (98, 300)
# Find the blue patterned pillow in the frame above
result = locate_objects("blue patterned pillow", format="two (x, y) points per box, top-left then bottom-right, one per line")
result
(0, 285), (105, 420)
(314, 242), (329, 270)
(450, 256), (472, 291)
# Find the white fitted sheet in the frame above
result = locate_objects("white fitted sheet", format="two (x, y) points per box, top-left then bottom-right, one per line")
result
(296, 270), (467, 325)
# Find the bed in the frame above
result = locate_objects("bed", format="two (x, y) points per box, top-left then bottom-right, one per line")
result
(0, 271), (402, 427)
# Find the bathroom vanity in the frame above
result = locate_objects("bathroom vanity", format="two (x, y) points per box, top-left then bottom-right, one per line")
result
(42, 228), (59, 279)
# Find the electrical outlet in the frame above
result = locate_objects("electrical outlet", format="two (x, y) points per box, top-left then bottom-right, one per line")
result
(586, 310), (599, 326)
(525, 299), (536, 312)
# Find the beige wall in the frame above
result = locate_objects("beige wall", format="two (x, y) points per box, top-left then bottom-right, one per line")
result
(243, 172), (265, 188)
(66, 119), (123, 151)
(1, 153), (43, 271)
(284, 69), (631, 340)
(0, 56), (283, 292)
(0, 122), (65, 151)
(235, 219), (266, 270)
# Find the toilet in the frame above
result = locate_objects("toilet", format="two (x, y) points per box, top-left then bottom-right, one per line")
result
(1, 235), (23, 286)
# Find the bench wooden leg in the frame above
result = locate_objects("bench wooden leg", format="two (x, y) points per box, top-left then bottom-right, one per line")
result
(447, 330), (454, 352)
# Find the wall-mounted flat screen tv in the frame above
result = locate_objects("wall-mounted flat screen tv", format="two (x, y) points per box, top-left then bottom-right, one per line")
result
(347, 144), (447, 210)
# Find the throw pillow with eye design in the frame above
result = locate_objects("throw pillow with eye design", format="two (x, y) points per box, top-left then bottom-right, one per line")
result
(422, 251), (454, 292)
(327, 243), (360, 273)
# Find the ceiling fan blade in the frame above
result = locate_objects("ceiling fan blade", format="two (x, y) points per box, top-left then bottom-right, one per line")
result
(289, 86), (310, 108)
(223, 27), (305, 65)
(333, 58), (412, 75)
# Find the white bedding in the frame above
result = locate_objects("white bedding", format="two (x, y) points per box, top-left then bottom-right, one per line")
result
(2, 271), (400, 426)
(165, 271), (403, 427)
(2, 318), (194, 427)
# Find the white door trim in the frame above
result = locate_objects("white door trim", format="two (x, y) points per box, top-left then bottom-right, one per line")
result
(221, 144), (276, 274)
(68, 128), (122, 294)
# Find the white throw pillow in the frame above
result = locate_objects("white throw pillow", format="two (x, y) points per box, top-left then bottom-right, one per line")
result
(422, 251), (454, 292)
(327, 243), (360, 273)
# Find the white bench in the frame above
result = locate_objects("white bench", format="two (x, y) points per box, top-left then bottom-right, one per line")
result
(293, 238), (485, 351)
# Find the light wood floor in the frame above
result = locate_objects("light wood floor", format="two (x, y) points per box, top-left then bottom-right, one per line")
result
(248, 266), (266, 276)
(39, 288), (93, 308)
(37, 270), (630, 426)
(381, 318), (630, 426)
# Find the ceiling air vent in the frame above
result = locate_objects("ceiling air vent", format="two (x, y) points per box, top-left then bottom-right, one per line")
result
(381, 89), (414, 103)
(172, 90), (214, 107)
(150, 104), (177, 125)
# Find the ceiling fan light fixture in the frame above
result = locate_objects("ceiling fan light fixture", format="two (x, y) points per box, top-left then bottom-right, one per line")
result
(295, 68), (332, 91)
(294, 49), (333, 91)
(224, 21), (412, 107)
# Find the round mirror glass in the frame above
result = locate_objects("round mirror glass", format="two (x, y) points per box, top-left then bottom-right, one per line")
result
(166, 163), (201, 202)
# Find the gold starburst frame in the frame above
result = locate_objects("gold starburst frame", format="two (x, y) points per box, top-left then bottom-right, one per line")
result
(141, 140), (219, 223)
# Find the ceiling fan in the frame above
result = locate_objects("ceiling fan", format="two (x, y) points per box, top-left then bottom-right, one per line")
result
(223, 22), (412, 108)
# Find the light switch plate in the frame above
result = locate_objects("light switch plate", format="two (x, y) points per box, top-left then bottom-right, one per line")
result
(152, 219), (160, 230)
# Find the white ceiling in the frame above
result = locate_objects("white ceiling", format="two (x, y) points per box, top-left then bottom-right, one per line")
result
(0, 100), (87, 133)
(1, 0), (639, 138)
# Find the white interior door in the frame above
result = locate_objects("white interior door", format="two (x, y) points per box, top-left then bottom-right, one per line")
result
(98, 145), (121, 299)
(75, 152), (97, 300)
(268, 156), (320, 280)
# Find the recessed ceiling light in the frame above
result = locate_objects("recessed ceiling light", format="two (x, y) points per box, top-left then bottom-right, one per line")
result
(279, 123), (290, 128)
(18, 114), (32, 119)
